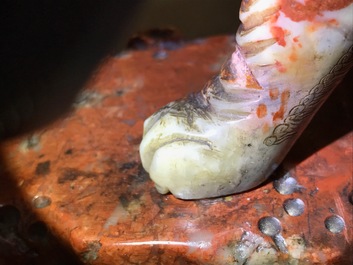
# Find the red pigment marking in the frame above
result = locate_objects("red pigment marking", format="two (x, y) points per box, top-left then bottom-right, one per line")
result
(246, 74), (262, 90)
(328, 19), (339, 26)
(280, 0), (353, 22)
(289, 48), (297, 62)
(307, 24), (318, 32)
(275, 60), (287, 73)
(270, 26), (287, 46)
(269, 12), (290, 47)
(307, 18), (341, 33)
(257, 104), (267, 118)
(262, 123), (270, 134)
(269, 88), (279, 100)
(281, 90), (290, 102)
(273, 90), (290, 121)
(292, 36), (303, 48)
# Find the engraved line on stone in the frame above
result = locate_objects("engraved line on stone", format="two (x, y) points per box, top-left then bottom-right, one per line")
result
(159, 138), (214, 151)
(264, 45), (353, 146)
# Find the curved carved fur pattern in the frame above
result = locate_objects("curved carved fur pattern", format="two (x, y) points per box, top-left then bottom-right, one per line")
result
(140, 0), (353, 199)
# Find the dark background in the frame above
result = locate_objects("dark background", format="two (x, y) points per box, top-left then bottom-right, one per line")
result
(0, 0), (240, 139)
(1, 1), (351, 264)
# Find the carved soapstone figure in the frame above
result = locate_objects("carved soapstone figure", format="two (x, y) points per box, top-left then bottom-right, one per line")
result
(140, 0), (353, 199)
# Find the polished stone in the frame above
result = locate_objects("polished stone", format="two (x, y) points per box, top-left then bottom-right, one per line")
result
(0, 36), (352, 265)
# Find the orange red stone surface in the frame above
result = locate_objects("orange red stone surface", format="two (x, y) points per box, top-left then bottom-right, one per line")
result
(0, 36), (352, 264)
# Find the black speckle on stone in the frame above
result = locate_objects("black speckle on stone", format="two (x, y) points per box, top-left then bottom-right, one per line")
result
(119, 194), (130, 208)
(309, 187), (319, 197)
(64, 149), (73, 155)
(247, 143), (252, 147)
(136, 165), (150, 183)
(116, 89), (125, 96)
(329, 207), (335, 214)
(58, 168), (97, 184)
(86, 203), (94, 212)
(119, 161), (138, 172)
(127, 169), (149, 184)
(35, 161), (51, 176)
(58, 169), (79, 183)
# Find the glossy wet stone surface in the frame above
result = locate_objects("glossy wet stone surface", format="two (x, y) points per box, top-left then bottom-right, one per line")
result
(0, 36), (352, 264)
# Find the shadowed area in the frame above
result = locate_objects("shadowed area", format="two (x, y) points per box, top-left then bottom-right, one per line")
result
(0, 1), (141, 139)
(286, 68), (353, 165)
(0, 0), (351, 263)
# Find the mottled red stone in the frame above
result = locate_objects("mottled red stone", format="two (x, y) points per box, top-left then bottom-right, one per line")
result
(0, 36), (352, 265)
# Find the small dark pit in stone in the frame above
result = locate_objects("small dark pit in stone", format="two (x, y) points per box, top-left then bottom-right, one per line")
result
(64, 149), (73, 155)
(32, 195), (52, 209)
(309, 187), (319, 197)
(116, 89), (125, 96)
(58, 168), (97, 184)
(119, 161), (138, 172)
(35, 160), (51, 176)
(134, 165), (150, 183)
(118, 194), (130, 208)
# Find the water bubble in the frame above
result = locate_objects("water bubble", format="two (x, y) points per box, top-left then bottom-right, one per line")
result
(274, 173), (302, 195)
(283, 198), (305, 216)
(258, 216), (288, 253)
(324, 215), (345, 233)
(32, 195), (52, 209)
(258, 216), (282, 236)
